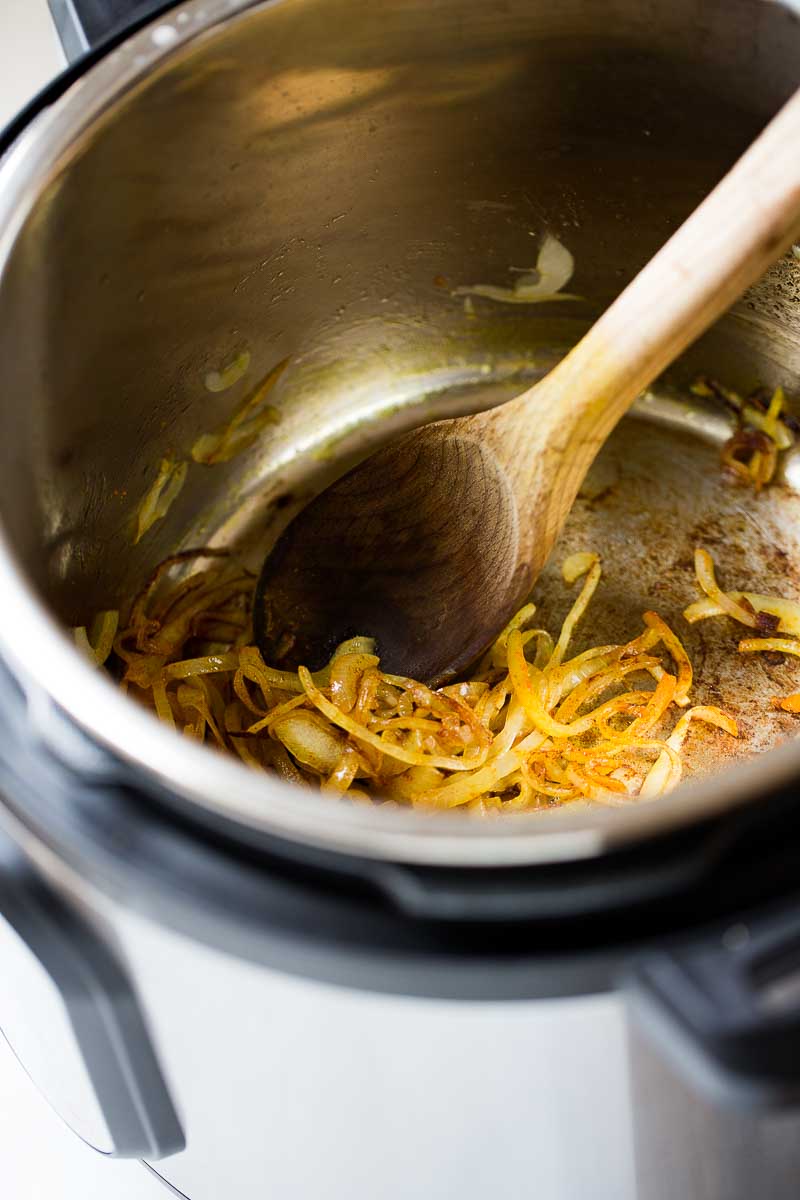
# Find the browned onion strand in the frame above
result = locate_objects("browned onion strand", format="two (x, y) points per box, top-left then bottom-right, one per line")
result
(691, 378), (795, 491)
(75, 547), (739, 813)
(685, 548), (800, 716)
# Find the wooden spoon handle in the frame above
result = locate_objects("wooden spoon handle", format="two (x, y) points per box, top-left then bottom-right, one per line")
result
(497, 86), (800, 566)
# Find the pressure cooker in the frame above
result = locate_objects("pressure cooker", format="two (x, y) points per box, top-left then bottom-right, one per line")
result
(3, 1), (800, 1196)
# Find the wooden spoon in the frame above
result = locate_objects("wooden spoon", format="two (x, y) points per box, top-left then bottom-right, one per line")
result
(254, 89), (800, 683)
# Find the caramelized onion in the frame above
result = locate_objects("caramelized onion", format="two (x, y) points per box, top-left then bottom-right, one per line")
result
(272, 710), (345, 775)
(81, 546), (739, 813)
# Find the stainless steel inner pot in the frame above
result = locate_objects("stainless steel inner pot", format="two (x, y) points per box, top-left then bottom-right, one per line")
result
(1, 0), (800, 866)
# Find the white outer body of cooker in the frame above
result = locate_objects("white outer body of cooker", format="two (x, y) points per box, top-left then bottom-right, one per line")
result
(10, 850), (800, 1200)
(118, 905), (635, 1199)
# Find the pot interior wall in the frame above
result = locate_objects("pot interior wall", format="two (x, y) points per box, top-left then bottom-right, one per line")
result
(0, 0), (799, 801)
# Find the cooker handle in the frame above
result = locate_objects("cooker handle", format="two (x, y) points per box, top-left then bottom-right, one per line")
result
(0, 829), (185, 1158)
(626, 905), (800, 1107)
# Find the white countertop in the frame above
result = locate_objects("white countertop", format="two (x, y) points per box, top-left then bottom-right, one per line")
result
(0, 13), (168, 1199)
(1, 0), (65, 129)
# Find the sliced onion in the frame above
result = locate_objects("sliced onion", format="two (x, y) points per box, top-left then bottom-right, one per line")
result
(73, 609), (119, 667)
(204, 350), (251, 393)
(508, 630), (594, 737)
(452, 234), (578, 305)
(329, 652), (380, 713)
(194, 357), (288, 463)
(165, 652), (240, 679)
(561, 551), (599, 584)
(738, 637), (800, 657)
(548, 557), (602, 667)
(642, 612), (692, 704)
(84, 535), (742, 813)
(640, 707), (737, 798)
(134, 459), (187, 544)
(692, 549), (758, 628)
(272, 710), (345, 775)
(299, 667), (488, 772)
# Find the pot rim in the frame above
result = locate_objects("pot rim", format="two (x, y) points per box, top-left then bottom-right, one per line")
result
(0, 0), (797, 869)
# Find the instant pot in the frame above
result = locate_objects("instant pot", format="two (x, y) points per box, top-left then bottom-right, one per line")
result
(4, 1), (800, 1196)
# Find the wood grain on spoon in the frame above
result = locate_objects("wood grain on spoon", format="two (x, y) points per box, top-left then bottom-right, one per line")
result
(255, 88), (800, 683)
